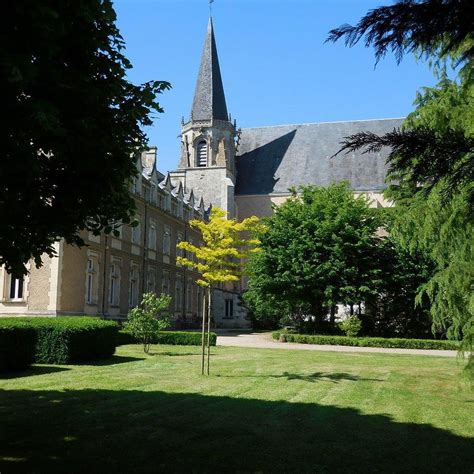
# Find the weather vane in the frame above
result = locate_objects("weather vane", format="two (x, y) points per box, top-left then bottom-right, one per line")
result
(209, 0), (214, 15)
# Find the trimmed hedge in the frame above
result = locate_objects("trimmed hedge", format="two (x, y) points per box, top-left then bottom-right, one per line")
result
(0, 317), (118, 367)
(272, 331), (460, 350)
(0, 323), (36, 372)
(117, 329), (217, 347)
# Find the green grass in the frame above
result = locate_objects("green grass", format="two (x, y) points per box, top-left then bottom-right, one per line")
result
(1, 345), (473, 473)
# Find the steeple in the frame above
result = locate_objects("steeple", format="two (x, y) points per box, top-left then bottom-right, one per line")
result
(191, 17), (229, 122)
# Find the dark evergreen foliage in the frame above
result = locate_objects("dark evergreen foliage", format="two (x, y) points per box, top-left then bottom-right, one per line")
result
(326, 0), (474, 66)
(0, 0), (170, 275)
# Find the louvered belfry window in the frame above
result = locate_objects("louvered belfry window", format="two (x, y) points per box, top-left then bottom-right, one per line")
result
(197, 140), (207, 167)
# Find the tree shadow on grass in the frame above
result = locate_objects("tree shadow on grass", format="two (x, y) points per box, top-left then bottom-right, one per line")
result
(77, 356), (146, 366)
(154, 351), (200, 357)
(0, 366), (70, 380)
(216, 371), (383, 383)
(0, 388), (472, 473)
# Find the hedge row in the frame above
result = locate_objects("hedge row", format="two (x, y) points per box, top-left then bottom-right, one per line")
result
(117, 330), (217, 347)
(272, 331), (460, 350)
(0, 317), (118, 371)
(0, 325), (36, 371)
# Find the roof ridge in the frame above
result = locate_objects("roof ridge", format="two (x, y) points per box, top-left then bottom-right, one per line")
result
(240, 117), (405, 130)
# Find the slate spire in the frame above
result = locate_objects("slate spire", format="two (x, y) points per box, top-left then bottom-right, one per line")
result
(191, 17), (229, 122)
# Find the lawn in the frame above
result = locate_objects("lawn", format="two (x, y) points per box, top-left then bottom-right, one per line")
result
(1, 345), (473, 473)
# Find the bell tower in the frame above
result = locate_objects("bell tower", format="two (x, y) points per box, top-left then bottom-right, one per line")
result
(171, 17), (237, 217)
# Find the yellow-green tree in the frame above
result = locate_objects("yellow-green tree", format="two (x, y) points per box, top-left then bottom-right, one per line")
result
(177, 207), (260, 375)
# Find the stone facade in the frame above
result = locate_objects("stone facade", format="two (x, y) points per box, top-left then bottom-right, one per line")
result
(0, 149), (210, 326)
(1, 17), (402, 330)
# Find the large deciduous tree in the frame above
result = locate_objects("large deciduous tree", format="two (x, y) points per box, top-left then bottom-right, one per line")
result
(246, 183), (383, 333)
(0, 0), (170, 276)
(327, 0), (474, 359)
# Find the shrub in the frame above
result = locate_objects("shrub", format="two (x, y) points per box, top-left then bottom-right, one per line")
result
(339, 316), (362, 337)
(0, 323), (36, 372)
(125, 293), (172, 353)
(0, 317), (118, 365)
(117, 330), (217, 347)
(272, 331), (459, 350)
(155, 331), (217, 346)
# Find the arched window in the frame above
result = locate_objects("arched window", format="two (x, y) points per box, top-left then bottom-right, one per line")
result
(196, 140), (207, 167)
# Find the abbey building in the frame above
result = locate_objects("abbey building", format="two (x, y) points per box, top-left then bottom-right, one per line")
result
(0, 17), (402, 328)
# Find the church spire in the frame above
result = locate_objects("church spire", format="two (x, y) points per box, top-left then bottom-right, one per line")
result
(191, 17), (229, 122)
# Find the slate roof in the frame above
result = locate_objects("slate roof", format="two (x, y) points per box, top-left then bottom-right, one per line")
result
(191, 17), (229, 122)
(235, 118), (404, 195)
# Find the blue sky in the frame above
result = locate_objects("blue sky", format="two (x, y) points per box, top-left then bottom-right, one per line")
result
(114, 0), (439, 174)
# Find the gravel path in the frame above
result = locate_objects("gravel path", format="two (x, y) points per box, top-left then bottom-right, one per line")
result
(216, 331), (458, 358)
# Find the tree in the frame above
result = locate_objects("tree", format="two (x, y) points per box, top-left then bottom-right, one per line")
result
(0, 0), (171, 276)
(364, 234), (436, 338)
(243, 289), (292, 330)
(125, 293), (172, 354)
(177, 207), (260, 375)
(247, 183), (383, 333)
(327, 0), (473, 361)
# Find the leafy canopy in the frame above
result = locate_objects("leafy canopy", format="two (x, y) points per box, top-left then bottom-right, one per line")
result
(247, 183), (383, 324)
(125, 293), (172, 354)
(327, 0), (474, 354)
(0, 0), (171, 275)
(176, 208), (260, 287)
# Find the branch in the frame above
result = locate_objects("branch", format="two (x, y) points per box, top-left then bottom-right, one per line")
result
(326, 0), (474, 65)
(332, 127), (474, 196)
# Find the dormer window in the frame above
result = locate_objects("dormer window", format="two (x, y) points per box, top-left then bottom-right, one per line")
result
(197, 140), (207, 167)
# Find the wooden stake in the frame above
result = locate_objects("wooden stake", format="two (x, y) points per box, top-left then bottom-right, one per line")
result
(201, 290), (206, 375)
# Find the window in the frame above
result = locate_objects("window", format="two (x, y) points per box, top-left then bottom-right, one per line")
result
(147, 267), (156, 293)
(176, 232), (184, 260)
(175, 277), (183, 311)
(131, 220), (141, 245)
(109, 260), (121, 306)
(163, 226), (171, 255)
(162, 271), (170, 296)
(197, 140), (207, 167)
(86, 257), (98, 305)
(150, 185), (157, 205)
(186, 279), (193, 312)
(144, 186), (150, 202)
(171, 201), (178, 216)
(197, 285), (203, 316)
(164, 192), (171, 212)
(9, 275), (24, 301)
(225, 298), (234, 318)
(148, 225), (157, 250)
(129, 264), (139, 308)
(132, 177), (140, 195)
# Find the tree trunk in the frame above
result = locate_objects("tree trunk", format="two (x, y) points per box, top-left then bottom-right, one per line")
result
(201, 289), (206, 375)
(330, 305), (336, 326)
(207, 287), (212, 375)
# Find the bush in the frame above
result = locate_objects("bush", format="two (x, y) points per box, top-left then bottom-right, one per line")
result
(125, 293), (172, 353)
(0, 317), (118, 365)
(0, 323), (36, 372)
(272, 331), (459, 350)
(117, 330), (217, 347)
(339, 316), (362, 337)
(155, 331), (217, 346)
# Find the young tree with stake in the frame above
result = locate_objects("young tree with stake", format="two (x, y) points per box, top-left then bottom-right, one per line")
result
(177, 207), (260, 375)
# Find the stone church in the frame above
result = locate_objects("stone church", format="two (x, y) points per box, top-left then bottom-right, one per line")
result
(0, 17), (402, 328)
(171, 17), (402, 222)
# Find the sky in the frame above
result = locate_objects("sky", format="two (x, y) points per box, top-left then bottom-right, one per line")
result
(113, 0), (439, 174)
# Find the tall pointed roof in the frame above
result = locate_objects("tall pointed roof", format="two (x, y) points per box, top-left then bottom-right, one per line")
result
(191, 17), (229, 122)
